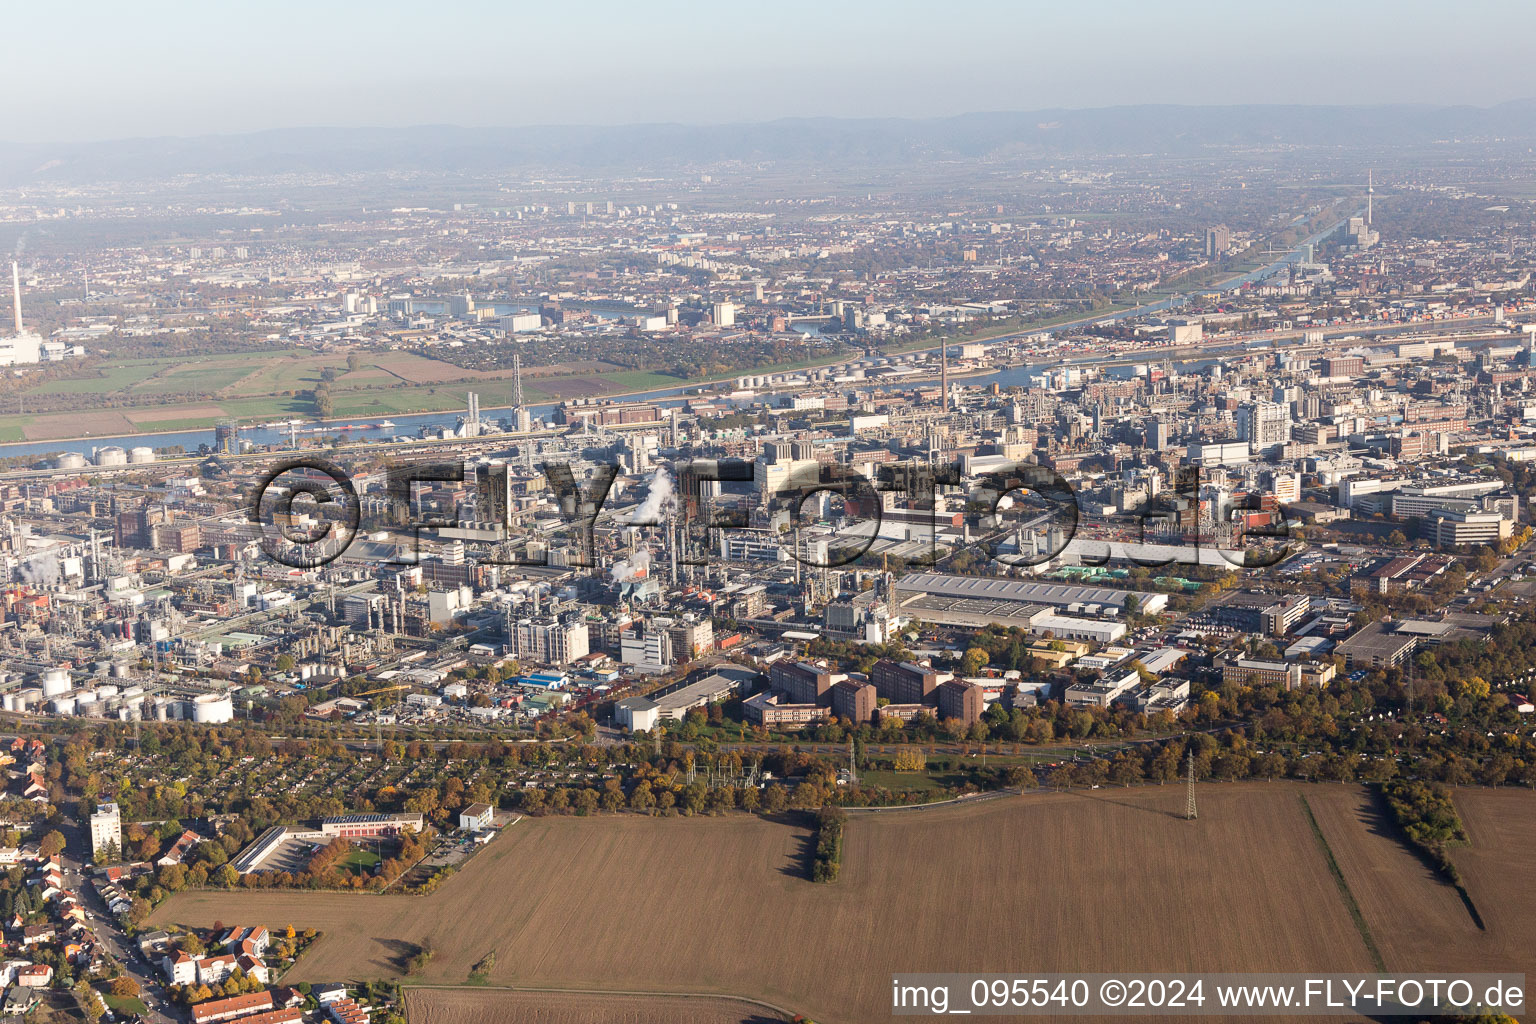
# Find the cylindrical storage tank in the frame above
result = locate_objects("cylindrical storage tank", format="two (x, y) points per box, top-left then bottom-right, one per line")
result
(54, 452), (86, 471)
(121, 685), (143, 699)
(2, 694), (16, 712)
(49, 696), (76, 715)
(96, 684), (119, 699)
(94, 446), (127, 467)
(190, 693), (234, 724)
(111, 663), (130, 678)
(152, 700), (168, 721)
(76, 700), (104, 717)
(127, 447), (156, 464)
(40, 669), (71, 697)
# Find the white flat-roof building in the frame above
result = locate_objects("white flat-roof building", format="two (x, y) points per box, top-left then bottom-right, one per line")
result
(90, 802), (122, 861)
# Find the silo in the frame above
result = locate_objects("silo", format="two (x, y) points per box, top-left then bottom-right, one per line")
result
(40, 669), (71, 697)
(190, 693), (234, 724)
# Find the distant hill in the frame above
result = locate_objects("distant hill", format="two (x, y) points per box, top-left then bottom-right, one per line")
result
(3, 101), (1534, 184)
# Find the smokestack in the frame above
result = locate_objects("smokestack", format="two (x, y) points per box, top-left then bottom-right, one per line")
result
(11, 262), (21, 334)
(941, 343), (949, 413)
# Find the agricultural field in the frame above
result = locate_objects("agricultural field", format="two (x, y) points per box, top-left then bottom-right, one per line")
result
(1303, 785), (1533, 976)
(405, 988), (790, 1024)
(1443, 787), (1536, 964)
(0, 348), (684, 441)
(1301, 786), (1475, 971)
(146, 783), (1523, 1023)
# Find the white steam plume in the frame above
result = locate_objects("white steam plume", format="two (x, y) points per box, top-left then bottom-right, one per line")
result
(610, 546), (652, 583)
(626, 468), (676, 525)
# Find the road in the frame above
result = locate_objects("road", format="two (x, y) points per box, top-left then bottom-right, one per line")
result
(56, 811), (175, 1024)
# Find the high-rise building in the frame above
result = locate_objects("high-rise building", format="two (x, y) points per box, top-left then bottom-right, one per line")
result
(870, 660), (942, 705)
(937, 680), (983, 725)
(510, 615), (590, 666)
(1205, 225), (1230, 258)
(1237, 401), (1289, 450)
(620, 628), (673, 670)
(90, 802), (122, 862)
(769, 661), (840, 706)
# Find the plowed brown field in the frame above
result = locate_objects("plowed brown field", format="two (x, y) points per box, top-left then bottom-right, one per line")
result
(150, 783), (1536, 1023)
(405, 988), (789, 1024)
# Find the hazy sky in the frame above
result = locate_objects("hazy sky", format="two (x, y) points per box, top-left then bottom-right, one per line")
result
(11, 0), (1535, 143)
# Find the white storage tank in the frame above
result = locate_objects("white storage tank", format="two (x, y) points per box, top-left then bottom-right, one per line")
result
(94, 446), (127, 467)
(190, 693), (234, 724)
(111, 663), (131, 679)
(75, 688), (97, 705)
(121, 685), (144, 699)
(54, 452), (87, 471)
(76, 700), (104, 717)
(96, 684), (119, 699)
(127, 447), (156, 464)
(1, 693), (17, 712)
(40, 668), (71, 697)
(49, 696), (77, 715)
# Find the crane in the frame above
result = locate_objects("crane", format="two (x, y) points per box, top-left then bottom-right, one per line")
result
(348, 684), (414, 700)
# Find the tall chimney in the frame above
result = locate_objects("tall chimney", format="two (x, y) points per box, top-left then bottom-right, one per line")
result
(940, 343), (949, 413)
(10, 262), (21, 334)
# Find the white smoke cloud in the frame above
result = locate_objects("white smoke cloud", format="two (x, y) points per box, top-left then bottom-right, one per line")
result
(20, 552), (59, 584)
(610, 546), (652, 583)
(626, 467), (676, 525)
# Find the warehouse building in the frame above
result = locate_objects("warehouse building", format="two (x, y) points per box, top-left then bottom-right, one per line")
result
(649, 668), (754, 721)
(893, 574), (1166, 626)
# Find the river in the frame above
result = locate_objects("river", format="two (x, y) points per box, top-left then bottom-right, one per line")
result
(0, 217), (1347, 462)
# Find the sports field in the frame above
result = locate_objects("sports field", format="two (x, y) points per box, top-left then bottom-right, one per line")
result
(144, 783), (1536, 1022)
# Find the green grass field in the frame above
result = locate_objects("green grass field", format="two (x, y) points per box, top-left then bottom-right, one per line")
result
(131, 362), (256, 395)
(341, 849), (382, 875)
(29, 362), (165, 394)
(102, 992), (150, 1016)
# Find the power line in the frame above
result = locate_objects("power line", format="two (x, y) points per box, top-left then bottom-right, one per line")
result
(1185, 749), (1198, 821)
